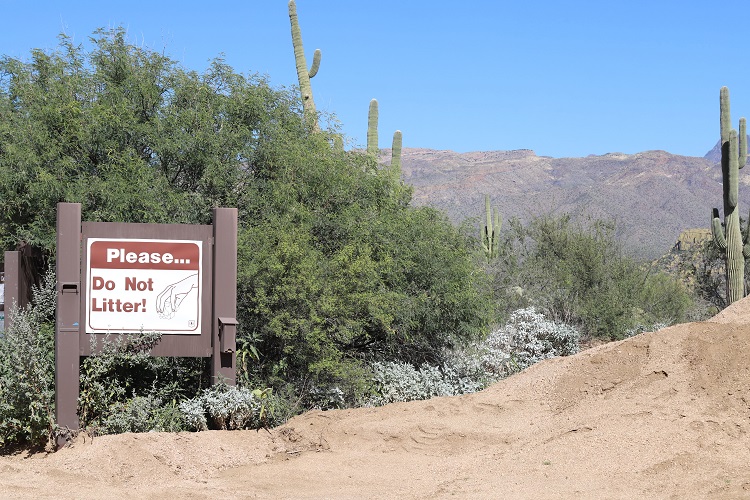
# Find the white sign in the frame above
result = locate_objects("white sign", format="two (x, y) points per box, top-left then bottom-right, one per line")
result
(86, 238), (202, 334)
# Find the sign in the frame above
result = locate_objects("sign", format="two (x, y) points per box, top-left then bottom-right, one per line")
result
(86, 238), (202, 334)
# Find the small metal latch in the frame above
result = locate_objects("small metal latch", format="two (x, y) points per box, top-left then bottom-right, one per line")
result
(60, 282), (79, 294)
(218, 317), (237, 354)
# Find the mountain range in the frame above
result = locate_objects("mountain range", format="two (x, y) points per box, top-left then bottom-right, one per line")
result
(388, 143), (750, 260)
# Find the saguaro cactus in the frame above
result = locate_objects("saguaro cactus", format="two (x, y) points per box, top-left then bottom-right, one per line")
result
(288, 0), (321, 130)
(482, 194), (502, 261)
(711, 86), (749, 305)
(391, 130), (402, 183)
(367, 99), (379, 155)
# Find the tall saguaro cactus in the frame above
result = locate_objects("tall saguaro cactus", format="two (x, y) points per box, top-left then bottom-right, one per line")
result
(482, 194), (502, 261)
(288, 0), (321, 130)
(367, 99), (379, 155)
(711, 86), (749, 305)
(367, 99), (403, 187)
(391, 130), (402, 184)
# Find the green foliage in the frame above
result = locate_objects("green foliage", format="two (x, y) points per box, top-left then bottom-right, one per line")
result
(489, 214), (693, 340)
(711, 86), (749, 305)
(0, 29), (494, 430)
(0, 270), (56, 449)
(179, 383), (278, 431)
(229, 118), (491, 401)
(0, 28), (304, 260)
(688, 238), (729, 311)
(100, 395), (186, 434)
(669, 224), (750, 316)
(79, 332), (207, 433)
(363, 307), (580, 406)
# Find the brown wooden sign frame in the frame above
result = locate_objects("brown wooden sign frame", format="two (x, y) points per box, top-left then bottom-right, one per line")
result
(1, 251), (28, 332)
(54, 202), (237, 436)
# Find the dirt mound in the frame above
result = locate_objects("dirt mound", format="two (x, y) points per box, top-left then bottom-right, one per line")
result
(4, 301), (750, 498)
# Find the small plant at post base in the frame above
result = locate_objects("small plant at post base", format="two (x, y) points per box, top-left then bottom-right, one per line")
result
(481, 194), (502, 261)
(288, 0), (321, 130)
(711, 86), (749, 305)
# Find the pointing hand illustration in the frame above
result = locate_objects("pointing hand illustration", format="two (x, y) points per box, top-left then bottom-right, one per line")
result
(156, 274), (198, 319)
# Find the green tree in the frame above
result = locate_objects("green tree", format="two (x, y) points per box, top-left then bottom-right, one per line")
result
(1, 29), (492, 411)
(235, 128), (492, 402)
(489, 214), (693, 339)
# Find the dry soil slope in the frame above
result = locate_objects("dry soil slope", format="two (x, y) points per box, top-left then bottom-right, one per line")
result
(3, 301), (750, 498)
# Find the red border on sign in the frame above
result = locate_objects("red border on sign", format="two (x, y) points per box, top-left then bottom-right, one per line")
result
(89, 240), (200, 270)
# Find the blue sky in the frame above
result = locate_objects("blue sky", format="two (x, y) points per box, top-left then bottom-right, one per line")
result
(0, 0), (748, 158)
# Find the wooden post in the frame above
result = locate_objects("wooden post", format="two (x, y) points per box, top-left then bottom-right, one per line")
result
(211, 208), (237, 385)
(3, 251), (28, 331)
(55, 202), (82, 442)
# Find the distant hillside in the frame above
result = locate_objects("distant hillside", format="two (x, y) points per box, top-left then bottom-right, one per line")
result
(704, 135), (750, 163)
(384, 147), (750, 260)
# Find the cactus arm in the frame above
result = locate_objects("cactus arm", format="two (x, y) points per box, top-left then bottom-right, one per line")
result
(743, 208), (750, 259)
(492, 211), (502, 258)
(721, 87), (732, 214)
(391, 130), (402, 183)
(485, 194), (493, 239)
(712, 208), (727, 251)
(729, 129), (739, 208)
(309, 49), (321, 78)
(367, 99), (379, 156)
(740, 117), (747, 169)
(721, 87), (732, 142)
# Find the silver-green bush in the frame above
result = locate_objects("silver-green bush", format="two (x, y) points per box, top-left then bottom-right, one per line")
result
(0, 271), (56, 449)
(179, 384), (261, 431)
(487, 307), (580, 371)
(364, 307), (580, 406)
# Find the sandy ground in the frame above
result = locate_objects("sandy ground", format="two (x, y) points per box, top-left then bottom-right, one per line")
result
(3, 299), (750, 499)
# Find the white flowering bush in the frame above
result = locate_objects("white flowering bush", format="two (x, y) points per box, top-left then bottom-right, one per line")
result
(179, 384), (261, 430)
(364, 307), (580, 406)
(367, 362), (453, 405)
(487, 307), (580, 371)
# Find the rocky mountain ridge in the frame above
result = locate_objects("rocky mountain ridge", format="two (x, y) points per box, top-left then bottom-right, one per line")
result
(387, 146), (749, 260)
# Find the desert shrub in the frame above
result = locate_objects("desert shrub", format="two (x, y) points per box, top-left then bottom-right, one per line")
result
(488, 307), (580, 371)
(490, 214), (693, 339)
(364, 307), (580, 406)
(305, 386), (346, 411)
(0, 270), (56, 449)
(79, 332), (207, 432)
(99, 395), (185, 434)
(179, 383), (264, 431)
(367, 361), (456, 405)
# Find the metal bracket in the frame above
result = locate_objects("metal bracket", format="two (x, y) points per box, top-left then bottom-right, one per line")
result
(218, 316), (237, 354)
